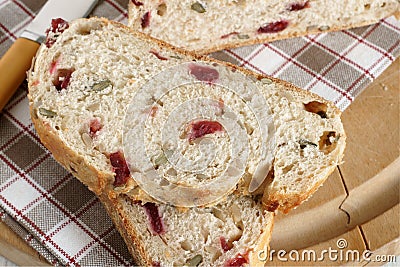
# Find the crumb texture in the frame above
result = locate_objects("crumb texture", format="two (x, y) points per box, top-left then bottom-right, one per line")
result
(128, 0), (399, 53)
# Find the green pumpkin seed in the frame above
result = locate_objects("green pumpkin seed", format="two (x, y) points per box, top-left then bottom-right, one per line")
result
(114, 185), (126, 191)
(153, 152), (168, 167)
(237, 34), (250, 39)
(306, 25), (318, 31)
(170, 55), (182, 59)
(299, 139), (317, 149)
(260, 78), (272, 84)
(318, 25), (330, 31)
(191, 2), (206, 13)
(91, 79), (112, 91)
(39, 108), (57, 118)
(187, 254), (203, 266)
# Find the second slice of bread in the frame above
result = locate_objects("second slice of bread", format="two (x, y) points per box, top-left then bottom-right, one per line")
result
(128, 0), (399, 54)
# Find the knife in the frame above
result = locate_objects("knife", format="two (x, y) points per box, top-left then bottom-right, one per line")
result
(0, 0), (98, 112)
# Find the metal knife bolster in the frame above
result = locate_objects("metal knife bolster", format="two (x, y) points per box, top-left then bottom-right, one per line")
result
(19, 0), (99, 43)
(20, 30), (45, 43)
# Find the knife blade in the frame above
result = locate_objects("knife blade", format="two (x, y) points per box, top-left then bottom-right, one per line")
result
(0, 0), (99, 112)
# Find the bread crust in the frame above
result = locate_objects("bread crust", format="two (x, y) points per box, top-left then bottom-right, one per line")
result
(28, 102), (110, 196)
(128, 1), (398, 54)
(264, 165), (336, 214)
(99, 194), (150, 266)
(249, 214), (275, 266)
(263, 131), (346, 214)
(100, 192), (275, 266)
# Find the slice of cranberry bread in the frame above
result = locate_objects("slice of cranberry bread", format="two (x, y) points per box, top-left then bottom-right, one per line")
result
(28, 17), (345, 265)
(127, 0), (399, 54)
(100, 193), (273, 266)
(28, 17), (345, 212)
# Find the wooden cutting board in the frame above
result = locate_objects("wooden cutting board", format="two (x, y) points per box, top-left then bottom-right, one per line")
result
(267, 57), (400, 266)
(0, 58), (398, 266)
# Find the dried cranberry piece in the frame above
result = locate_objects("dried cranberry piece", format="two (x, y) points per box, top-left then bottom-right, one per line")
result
(45, 18), (69, 48)
(45, 38), (56, 48)
(224, 254), (248, 267)
(110, 151), (131, 187)
(141, 11), (151, 28)
(143, 202), (165, 235)
(188, 120), (224, 142)
(50, 60), (58, 74)
(221, 31), (239, 39)
(150, 106), (158, 117)
(218, 98), (224, 110)
(188, 63), (219, 83)
(150, 49), (168, 60)
(265, 200), (279, 212)
(89, 118), (102, 137)
(52, 68), (74, 91)
(258, 20), (289, 34)
(131, 0), (143, 6)
(288, 1), (310, 11)
(220, 236), (233, 252)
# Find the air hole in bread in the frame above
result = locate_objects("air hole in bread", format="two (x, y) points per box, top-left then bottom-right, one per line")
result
(206, 246), (222, 262)
(282, 164), (294, 174)
(303, 101), (328, 118)
(87, 102), (100, 112)
(76, 21), (103, 35)
(381, 2), (386, 7)
(319, 131), (338, 154)
(230, 203), (241, 224)
(157, 3), (167, 16)
(243, 122), (254, 135)
(234, 0), (246, 6)
(236, 222), (244, 231)
(76, 27), (91, 35)
(156, 99), (164, 107)
(364, 3), (371, 9)
(201, 228), (210, 241)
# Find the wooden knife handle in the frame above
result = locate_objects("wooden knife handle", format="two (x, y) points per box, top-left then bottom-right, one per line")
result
(0, 38), (40, 112)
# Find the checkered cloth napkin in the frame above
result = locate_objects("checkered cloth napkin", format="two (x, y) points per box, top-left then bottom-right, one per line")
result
(0, 0), (399, 265)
